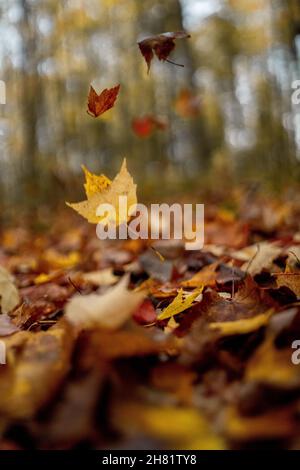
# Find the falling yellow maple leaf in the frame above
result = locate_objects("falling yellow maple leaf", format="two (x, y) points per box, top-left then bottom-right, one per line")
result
(66, 159), (137, 225)
(158, 286), (203, 321)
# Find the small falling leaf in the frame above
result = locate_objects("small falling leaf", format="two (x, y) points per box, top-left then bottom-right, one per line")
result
(175, 88), (200, 118)
(138, 31), (191, 73)
(158, 286), (203, 321)
(132, 115), (168, 138)
(87, 84), (120, 117)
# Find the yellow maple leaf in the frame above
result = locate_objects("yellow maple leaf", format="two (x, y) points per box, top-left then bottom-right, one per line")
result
(158, 286), (203, 321)
(66, 159), (137, 225)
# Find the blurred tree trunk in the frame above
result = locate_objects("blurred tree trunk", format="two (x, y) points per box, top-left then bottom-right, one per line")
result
(19, 0), (43, 204)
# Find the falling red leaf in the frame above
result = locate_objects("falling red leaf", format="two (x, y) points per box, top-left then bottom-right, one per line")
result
(132, 115), (168, 138)
(138, 31), (191, 73)
(132, 299), (157, 325)
(87, 84), (120, 118)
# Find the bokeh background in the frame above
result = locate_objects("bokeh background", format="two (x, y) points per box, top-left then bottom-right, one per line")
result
(0, 0), (300, 218)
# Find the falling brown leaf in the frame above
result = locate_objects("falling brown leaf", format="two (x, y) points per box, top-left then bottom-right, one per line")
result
(87, 84), (120, 118)
(138, 31), (191, 73)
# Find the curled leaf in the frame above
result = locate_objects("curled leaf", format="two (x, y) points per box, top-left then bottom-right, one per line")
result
(138, 31), (191, 73)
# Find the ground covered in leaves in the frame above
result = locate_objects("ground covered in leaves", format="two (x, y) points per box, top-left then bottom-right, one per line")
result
(0, 195), (300, 450)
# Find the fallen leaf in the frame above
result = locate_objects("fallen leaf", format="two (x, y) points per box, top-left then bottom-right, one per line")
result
(65, 275), (145, 330)
(66, 159), (137, 225)
(224, 405), (297, 441)
(112, 402), (225, 449)
(132, 299), (157, 325)
(0, 319), (76, 419)
(181, 262), (219, 288)
(276, 273), (300, 299)
(242, 242), (282, 275)
(0, 266), (20, 314)
(87, 84), (120, 118)
(209, 309), (273, 336)
(138, 31), (191, 73)
(157, 286), (203, 321)
(82, 268), (119, 286)
(0, 314), (20, 336)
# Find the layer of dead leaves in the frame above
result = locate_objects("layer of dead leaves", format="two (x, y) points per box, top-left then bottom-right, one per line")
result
(0, 195), (299, 450)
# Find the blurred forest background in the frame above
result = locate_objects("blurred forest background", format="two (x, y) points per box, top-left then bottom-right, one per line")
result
(0, 0), (300, 219)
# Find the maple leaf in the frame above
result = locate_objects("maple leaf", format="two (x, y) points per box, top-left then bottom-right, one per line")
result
(87, 84), (120, 117)
(157, 286), (203, 321)
(66, 158), (137, 225)
(138, 31), (191, 73)
(65, 276), (145, 330)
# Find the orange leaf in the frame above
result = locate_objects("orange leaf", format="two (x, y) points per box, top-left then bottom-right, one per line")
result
(87, 84), (120, 118)
(138, 31), (191, 73)
(175, 88), (200, 118)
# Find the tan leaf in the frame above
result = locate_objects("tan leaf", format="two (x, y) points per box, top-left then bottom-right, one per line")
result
(0, 266), (20, 314)
(242, 242), (282, 275)
(65, 275), (145, 330)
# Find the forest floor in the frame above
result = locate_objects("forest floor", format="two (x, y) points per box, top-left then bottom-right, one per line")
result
(0, 192), (300, 450)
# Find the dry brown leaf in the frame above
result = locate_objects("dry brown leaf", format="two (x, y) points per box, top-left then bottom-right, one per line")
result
(87, 84), (120, 118)
(138, 31), (191, 73)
